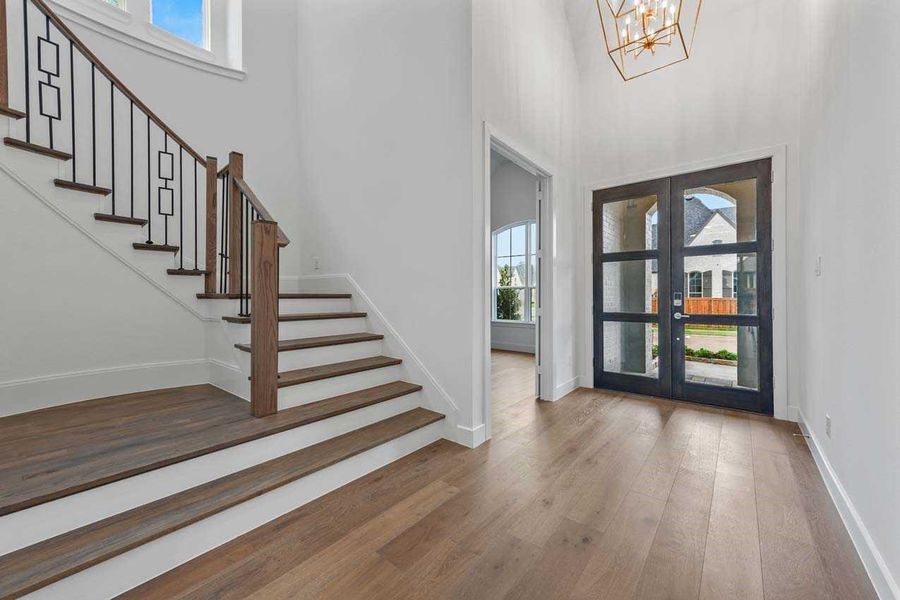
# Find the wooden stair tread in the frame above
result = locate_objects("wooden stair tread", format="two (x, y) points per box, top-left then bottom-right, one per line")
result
(54, 179), (111, 196)
(276, 356), (402, 388)
(133, 242), (179, 253)
(236, 332), (384, 353)
(223, 312), (366, 324)
(0, 384), (418, 518)
(197, 293), (352, 300)
(3, 137), (72, 160)
(0, 408), (442, 600)
(94, 213), (147, 226)
(0, 106), (26, 119)
(167, 269), (209, 276)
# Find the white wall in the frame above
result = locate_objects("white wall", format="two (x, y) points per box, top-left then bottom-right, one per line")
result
(794, 0), (900, 595)
(490, 157), (536, 230)
(474, 0), (581, 424)
(292, 0), (474, 432)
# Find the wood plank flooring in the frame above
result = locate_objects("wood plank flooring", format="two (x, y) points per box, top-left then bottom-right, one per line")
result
(124, 350), (877, 599)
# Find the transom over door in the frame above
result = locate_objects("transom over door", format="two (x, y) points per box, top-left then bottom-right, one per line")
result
(593, 159), (774, 415)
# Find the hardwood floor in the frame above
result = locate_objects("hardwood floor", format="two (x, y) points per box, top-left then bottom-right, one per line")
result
(124, 351), (877, 599)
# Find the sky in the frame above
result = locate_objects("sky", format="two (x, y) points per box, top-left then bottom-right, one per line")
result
(151, 0), (204, 47)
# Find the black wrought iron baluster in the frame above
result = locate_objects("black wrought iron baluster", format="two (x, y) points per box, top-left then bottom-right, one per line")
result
(160, 133), (172, 245)
(22, 0), (30, 142)
(42, 16), (53, 148)
(69, 40), (75, 182)
(145, 113), (151, 244)
(193, 160), (198, 273)
(110, 80), (115, 213)
(178, 146), (183, 269)
(239, 192), (246, 316)
(129, 99), (134, 216)
(90, 63), (95, 186)
(220, 174), (228, 294)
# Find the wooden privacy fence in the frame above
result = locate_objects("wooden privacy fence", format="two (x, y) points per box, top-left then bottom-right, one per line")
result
(651, 297), (737, 315)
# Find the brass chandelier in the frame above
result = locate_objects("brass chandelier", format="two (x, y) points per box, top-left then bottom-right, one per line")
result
(595, 0), (703, 81)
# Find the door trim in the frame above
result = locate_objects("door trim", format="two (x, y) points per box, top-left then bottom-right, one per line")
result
(581, 145), (789, 420)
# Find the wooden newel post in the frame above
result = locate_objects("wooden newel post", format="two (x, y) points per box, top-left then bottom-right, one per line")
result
(227, 151), (244, 294)
(204, 157), (218, 294)
(250, 220), (279, 417)
(1, 0), (9, 110)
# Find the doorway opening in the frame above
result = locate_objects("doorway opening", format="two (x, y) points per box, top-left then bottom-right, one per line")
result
(487, 143), (548, 437)
(593, 158), (773, 414)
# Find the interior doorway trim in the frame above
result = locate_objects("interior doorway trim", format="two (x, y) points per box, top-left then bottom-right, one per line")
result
(477, 122), (555, 445)
(581, 145), (789, 420)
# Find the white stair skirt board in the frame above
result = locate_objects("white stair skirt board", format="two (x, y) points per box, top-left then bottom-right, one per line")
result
(235, 340), (384, 373)
(21, 421), (444, 600)
(0, 391), (423, 555)
(277, 365), (404, 410)
(225, 317), (368, 345)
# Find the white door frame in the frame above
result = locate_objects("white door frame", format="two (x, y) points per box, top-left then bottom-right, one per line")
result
(480, 123), (555, 444)
(581, 144), (789, 420)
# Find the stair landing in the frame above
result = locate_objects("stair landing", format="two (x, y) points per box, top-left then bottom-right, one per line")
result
(0, 383), (419, 516)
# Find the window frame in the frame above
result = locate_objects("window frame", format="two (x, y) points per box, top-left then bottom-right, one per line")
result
(492, 220), (537, 324)
(687, 271), (703, 298)
(48, 0), (244, 79)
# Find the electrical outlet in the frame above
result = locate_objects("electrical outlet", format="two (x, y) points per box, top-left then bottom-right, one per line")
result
(815, 256), (823, 277)
(312, 256), (320, 271)
(825, 414), (832, 438)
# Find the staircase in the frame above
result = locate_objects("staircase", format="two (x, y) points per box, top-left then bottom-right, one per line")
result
(0, 1), (447, 597)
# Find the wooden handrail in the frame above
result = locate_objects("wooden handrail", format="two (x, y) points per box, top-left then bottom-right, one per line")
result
(26, 0), (206, 164)
(250, 220), (279, 417)
(233, 177), (290, 247)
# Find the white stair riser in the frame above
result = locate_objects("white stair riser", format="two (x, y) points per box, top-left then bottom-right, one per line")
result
(202, 297), (352, 317)
(23, 421), (443, 600)
(0, 391), (422, 556)
(235, 341), (384, 372)
(226, 317), (368, 344)
(277, 365), (403, 410)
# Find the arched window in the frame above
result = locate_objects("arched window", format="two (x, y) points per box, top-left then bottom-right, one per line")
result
(493, 221), (537, 322)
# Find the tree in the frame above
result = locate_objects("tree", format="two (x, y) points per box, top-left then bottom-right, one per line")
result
(496, 265), (522, 320)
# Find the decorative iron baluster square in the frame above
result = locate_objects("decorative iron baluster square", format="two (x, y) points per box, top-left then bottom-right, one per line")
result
(158, 187), (175, 216)
(158, 150), (175, 181)
(38, 36), (60, 77)
(38, 81), (61, 120)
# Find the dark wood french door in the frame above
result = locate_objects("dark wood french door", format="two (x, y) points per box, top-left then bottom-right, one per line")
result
(593, 159), (773, 414)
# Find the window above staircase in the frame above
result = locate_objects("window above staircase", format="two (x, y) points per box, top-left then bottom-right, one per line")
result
(46, 0), (244, 78)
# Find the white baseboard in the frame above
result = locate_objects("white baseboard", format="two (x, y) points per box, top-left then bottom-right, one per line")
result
(798, 410), (899, 600)
(0, 359), (209, 417)
(490, 342), (536, 354)
(552, 376), (579, 401)
(456, 423), (486, 448)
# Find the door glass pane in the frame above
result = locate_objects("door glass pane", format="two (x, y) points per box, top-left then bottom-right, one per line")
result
(602, 195), (659, 253)
(602, 260), (658, 313)
(684, 325), (759, 390)
(603, 322), (658, 378)
(683, 253), (757, 315)
(684, 178), (756, 245)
